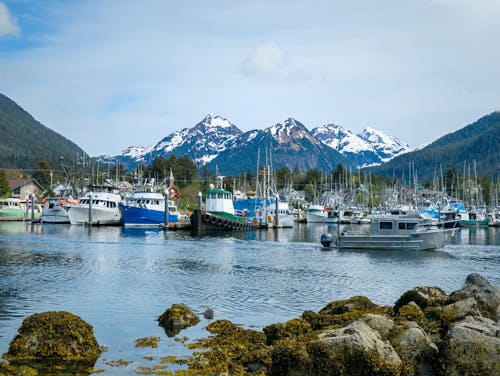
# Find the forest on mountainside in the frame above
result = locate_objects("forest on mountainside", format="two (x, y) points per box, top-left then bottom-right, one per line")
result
(0, 94), (88, 172)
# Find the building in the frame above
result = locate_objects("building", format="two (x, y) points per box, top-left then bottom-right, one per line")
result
(9, 178), (44, 199)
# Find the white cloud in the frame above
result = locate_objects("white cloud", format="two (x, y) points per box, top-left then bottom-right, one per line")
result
(242, 41), (286, 77)
(0, 2), (19, 37)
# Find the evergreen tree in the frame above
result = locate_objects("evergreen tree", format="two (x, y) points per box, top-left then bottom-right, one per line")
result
(0, 170), (11, 197)
(32, 160), (52, 194)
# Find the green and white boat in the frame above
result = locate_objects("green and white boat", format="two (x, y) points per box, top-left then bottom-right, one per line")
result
(0, 198), (27, 220)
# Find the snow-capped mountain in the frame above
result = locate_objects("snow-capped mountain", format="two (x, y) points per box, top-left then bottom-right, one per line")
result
(357, 126), (410, 162)
(95, 114), (242, 169)
(94, 114), (411, 173)
(312, 124), (411, 167)
(150, 113), (242, 165)
(204, 118), (347, 174)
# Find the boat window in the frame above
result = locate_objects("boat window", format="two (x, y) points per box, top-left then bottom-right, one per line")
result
(380, 221), (393, 230)
(398, 222), (405, 230)
(407, 222), (417, 230)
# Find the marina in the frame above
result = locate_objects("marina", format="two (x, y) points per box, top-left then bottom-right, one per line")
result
(0, 221), (498, 374)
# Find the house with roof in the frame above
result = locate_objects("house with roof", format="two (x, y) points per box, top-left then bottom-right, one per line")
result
(8, 178), (44, 199)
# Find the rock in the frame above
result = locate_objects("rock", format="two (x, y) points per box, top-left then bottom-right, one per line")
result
(441, 315), (500, 376)
(263, 318), (312, 345)
(308, 320), (402, 375)
(319, 296), (378, 315)
(449, 273), (500, 321)
(304, 296), (391, 330)
(396, 302), (427, 327)
(393, 322), (439, 376)
(442, 297), (481, 321)
(270, 339), (311, 376)
(359, 313), (396, 339)
(157, 304), (200, 337)
(394, 286), (448, 313)
(2, 311), (101, 374)
(203, 308), (214, 320)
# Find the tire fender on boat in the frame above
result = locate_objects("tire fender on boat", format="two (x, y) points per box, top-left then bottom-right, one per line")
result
(203, 213), (211, 223)
(216, 217), (223, 226)
(210, 216), (217, 224)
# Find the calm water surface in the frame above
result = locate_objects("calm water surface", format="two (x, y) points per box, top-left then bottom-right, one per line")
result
(0, 222), (499, 374)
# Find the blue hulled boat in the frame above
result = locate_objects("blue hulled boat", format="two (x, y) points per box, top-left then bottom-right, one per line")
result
(121, 192), (179, 227)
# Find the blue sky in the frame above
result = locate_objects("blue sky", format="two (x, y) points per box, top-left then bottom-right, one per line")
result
(1, 0), (499, 156)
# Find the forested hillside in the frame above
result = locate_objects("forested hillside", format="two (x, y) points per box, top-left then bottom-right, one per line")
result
(369, 112), (500, 180)
(0, 94), (88, 170)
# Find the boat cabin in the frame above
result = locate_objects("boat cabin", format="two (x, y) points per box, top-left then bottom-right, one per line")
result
(205, 176), (235, 215)
(370, 216), (423, 235)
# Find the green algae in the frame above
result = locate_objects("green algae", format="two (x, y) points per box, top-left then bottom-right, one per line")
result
(103, 358), (133, 367)
(135, 337), (161, 348)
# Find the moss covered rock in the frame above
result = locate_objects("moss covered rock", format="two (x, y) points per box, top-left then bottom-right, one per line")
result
(308, 320), (402, 375)
(157, 304), (200, 337)
(441, 315), (500, 376)
(303, 296), (392, 331)
(394, 286), (448, 313)
(270, 339), (311, 376)
(186, 319), (270, 374)
(263, 318), (312, 345)
(2, 311), (101, 374)
(448, 273), (500, 321)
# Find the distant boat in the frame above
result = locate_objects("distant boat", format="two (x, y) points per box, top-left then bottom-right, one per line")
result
(0, 198), (26, 220)
(321, 214), (451, 251)
(121, 191), (179, 227)
(306, 204), (327, 223)
(68, 191), (123, 225)
(41, 197), (75, 224)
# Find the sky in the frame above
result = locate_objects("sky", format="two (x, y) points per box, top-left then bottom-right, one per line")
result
(1, 0), (499, 156)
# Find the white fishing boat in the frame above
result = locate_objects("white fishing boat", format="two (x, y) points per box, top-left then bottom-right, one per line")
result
(321, 214), (450, 250)
(41, 197), (76, 223)
(68, 191), (123, 225)
(265, 199), (294, 228)
(306, 204), (327, 223)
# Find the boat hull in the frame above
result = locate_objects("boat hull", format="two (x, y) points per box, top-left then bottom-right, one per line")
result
(41, 214), (70, 224)
(338, 231), (448, 251)
(190, 210), (256, 236)
(306, 213), (327, 223)
(68, 206), (122, 225)
(122, 205), (178, 227)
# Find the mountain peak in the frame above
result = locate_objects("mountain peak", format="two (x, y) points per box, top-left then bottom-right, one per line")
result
(266, 118), (318, 145)
(200, 113), (235, 129)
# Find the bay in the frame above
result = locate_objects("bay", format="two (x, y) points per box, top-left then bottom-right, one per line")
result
(0, 222), (499, 374)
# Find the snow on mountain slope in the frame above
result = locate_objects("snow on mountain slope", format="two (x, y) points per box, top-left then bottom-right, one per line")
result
(312, 124), (372, 153)
(358, 126), (411, 161)
(267, 118), (320, 145)
(94, 115), (411, 171)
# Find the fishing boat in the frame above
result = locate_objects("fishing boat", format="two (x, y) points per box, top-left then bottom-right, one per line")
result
(191, 176), (256, 236)
(306, 204), (327, 223)
(121, 191), (179, 227)
(0, 198), (26, 220)
(40, 197), (76, 223)
(68, 190), (123, 225)
(321, 214), (450, 250)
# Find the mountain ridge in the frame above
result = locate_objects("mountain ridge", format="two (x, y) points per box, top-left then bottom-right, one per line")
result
(96, 114), (410, 173)
(0, 93), (88, 171)
(369, 111), (500, 180)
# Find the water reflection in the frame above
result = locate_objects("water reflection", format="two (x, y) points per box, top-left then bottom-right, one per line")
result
(0, 221), (498, 375)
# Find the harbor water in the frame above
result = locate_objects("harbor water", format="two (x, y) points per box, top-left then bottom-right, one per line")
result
(0, 222), (499, 374)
